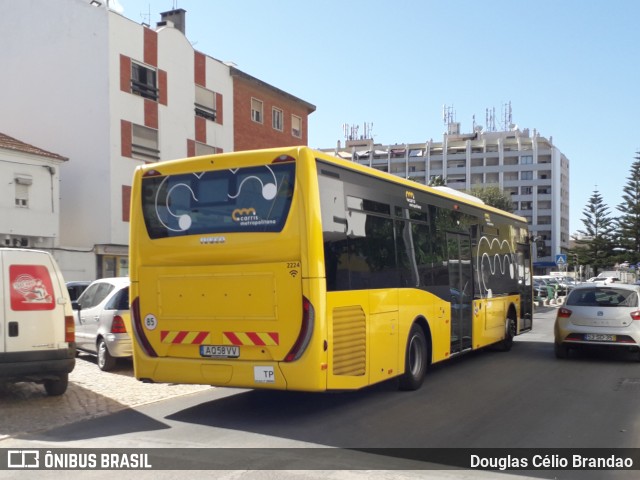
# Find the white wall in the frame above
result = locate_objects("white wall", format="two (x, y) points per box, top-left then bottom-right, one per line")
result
(0, 149), (63, 244)
(0, 0), (237, 277)
(0, 0), (112, 249)
(204, 56), (234, 151)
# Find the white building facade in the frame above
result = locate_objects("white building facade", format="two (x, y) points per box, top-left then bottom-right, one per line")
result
(0, 1), (234, 280)
(0, 134), (67, 250)
(323, 123), (570, 272)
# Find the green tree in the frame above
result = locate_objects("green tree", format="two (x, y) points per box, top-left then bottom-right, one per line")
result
(616, 152), (640, 263)
(468, 186), (514, 213)
(572, 189), (616, 275)
(428, 175), (446, 186)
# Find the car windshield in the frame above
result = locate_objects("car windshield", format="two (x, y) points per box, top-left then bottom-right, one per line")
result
(566, 288), (638, 307)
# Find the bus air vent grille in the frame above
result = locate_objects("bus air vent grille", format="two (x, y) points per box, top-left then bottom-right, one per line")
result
(332, 305), (366, 376)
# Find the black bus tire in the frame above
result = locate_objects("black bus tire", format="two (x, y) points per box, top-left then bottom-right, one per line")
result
(399, 324), (428, 391)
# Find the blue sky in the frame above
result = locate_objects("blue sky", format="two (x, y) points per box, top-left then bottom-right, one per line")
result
(117, 0), (640, 235)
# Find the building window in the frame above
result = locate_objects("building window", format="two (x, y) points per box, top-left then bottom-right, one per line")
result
(251, 98), (263, 123)
(101, 255), (129, 278)
(14, 175), (32, 208)
(195, 142), (217, 156)
(521, 186), (533, 195)
(291, 115), (302, 138)
(195, 86), (216, 121)
(131, 62), (158, 101)
(521, 171), (533, 180)
(520, 155), (533, 164)
(132, 124), (160, 161)
(272, 107), (283, 131)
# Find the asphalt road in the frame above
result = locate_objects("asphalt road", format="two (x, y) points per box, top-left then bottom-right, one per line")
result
(1, 306), (639, 480)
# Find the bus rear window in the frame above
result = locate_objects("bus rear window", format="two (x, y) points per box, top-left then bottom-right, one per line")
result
(141, 163), (295, 238)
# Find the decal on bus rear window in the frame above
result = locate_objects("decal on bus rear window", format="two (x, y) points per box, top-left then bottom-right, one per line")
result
(10, 265), (55, 311)
(141, 163), (295, 238)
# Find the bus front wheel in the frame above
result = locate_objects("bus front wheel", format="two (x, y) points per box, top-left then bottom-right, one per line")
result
(399, 324), (428, 391)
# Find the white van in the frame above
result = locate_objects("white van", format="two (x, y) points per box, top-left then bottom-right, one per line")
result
(0, 248), (75, 395)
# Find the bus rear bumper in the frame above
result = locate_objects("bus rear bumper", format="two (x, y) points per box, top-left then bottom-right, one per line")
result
(134, 356), (295, 390)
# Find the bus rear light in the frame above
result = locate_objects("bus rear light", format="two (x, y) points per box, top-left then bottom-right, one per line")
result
(65, 315), (75, 343)
(272, 155), (296, 164)
(557, 307), (572, 319)
(111, 315), (127, 334)
(285, 296), (315, 362)
(142, 169), (163, 177)
(131, 297), (158, 357)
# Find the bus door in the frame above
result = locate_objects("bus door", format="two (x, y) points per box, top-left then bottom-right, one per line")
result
(447, 233), (473, 354)
(517, 242), (533, 331)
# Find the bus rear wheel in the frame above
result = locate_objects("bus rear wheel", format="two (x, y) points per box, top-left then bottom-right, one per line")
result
(399, 324), (428, 391)
(495, 317), (516, 352)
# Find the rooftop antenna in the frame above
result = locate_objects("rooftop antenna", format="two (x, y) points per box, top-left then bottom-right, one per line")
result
(500, 101), (513, 130)
(343, 122), (373, 141)
(442, 104), (455, 125)
(485, 107), (496, 132)
(342, 123), (359, 141)
(140, 4), (151, 26)
(363, 122), (373, 139)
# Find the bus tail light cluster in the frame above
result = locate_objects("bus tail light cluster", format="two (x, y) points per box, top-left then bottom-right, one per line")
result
(131, 297), (157, 357)
(285, 296), (314, 362)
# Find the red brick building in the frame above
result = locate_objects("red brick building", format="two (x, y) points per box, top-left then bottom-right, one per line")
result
(231, 67), (316, 151)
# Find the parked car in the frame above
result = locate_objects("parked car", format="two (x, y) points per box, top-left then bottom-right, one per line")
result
(554, 283), (640, 360)
(66, 280), (91, 302)
(555, 276), (580, 293)
(0, 248), (75, 395)
(73, 277), (131, 371)
(534, 276), (566, 297)
(533, 278), (548, 299)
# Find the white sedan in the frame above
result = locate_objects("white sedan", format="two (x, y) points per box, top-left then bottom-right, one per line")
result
(554, 283), (640, 360)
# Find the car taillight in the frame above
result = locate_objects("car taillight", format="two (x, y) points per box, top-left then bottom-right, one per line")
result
(630, 310), (640, 321)
(285, 296), (315, 362)
(111, 315), (127, 334)
(65, 315), (75, 343)
(557, 307), (572, 319)
(131, 296), (157, 357)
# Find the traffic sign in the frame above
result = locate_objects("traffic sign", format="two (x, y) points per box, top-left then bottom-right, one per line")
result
(555, 254), (567, 266)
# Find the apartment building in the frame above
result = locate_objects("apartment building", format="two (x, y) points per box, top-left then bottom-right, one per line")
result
(0, 1), (314, 280)
(322, 122), (570, 272)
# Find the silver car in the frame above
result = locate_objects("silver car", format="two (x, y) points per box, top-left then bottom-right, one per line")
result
(554, 283), (640, 360)
(72, 277), (131, 371)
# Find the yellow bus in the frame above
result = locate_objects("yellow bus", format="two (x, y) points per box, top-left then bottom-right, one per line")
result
(129, 146), (533, 391)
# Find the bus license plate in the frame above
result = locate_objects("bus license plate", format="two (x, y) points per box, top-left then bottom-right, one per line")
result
(584, 333), (616, 342)
(200, 345), (240, 358)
